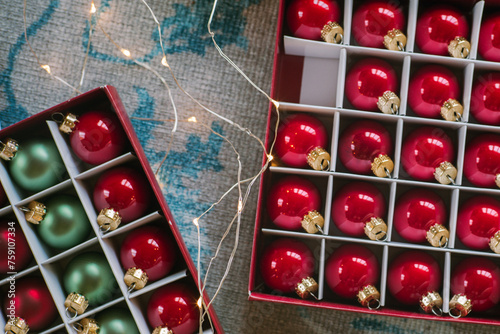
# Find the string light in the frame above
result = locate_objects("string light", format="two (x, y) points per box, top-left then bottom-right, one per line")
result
(188, 116), (197, 122)
(41, 64), (51, 74)
(90, 2), (96, 14)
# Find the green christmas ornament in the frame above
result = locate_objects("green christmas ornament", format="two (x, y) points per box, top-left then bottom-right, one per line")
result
(63, 252), (117, 306)
(95, 308), (140, 334)
(9, 139), (65, 192)
(38, 195), (91, 249)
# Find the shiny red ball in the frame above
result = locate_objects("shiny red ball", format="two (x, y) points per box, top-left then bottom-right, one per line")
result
(147, 283), (200, 334)
(120, 225), (177, 281)
(478, 14), (500, 62)
(260, 238), (315, 293)
(338, 120), (393, 175)
(401, 127), (455, 181)
(267, 176), (322, 231)
(464, 134), (500, 188)
(325, 244), (379, 299)
(287, 0), (341, 40)
(416, 6), (469, 56)
(451, 257), (500, 312)
(331, 182), (386, 237)
(345, 58), (399, 112)
(275, 113), (329, 168)
(0, 222), (32, 273)
(457, 196), (500, 250)
(352, 1), (405, 48)
(70, 111), (127, 165)
(0, 220), (33, 275)
(388, 250), (442, 305)
(470, 73), (500, 125)
(93, 167), (151, 223)
(408, 65), (461, 119)
(2, 278), (58, 331)
(393, 188), (447, 244)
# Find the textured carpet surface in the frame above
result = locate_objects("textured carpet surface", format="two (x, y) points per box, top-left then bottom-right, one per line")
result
(0, 1), (499, 333)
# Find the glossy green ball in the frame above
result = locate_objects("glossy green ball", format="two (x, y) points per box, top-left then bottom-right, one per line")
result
(95, 308), (140, 334)
(10, 139), (65, 192)
(38, 195), (91, 249)
(63, 252), (117, 306)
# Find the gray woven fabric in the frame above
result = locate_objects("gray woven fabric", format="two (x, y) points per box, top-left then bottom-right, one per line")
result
(0, 0), (498, 333)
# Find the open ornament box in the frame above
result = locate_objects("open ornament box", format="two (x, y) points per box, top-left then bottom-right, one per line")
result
(0, 86), (223, 333)
(249, 0), (500, 327)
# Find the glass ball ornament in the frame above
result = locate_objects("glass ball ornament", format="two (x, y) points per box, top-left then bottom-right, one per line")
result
(93, 167), (151, 223)
(95, 307), (140, 334)
(478, 13), (500, 62)
(69, 111), (127, 165)
(9, 138), (65, 192)
(38, 194), (91, 250)
(147, 283), (200, 334)
(464, 134), (500, 188)
(0, 221), (32, 273)
(470, 73), (500, 126)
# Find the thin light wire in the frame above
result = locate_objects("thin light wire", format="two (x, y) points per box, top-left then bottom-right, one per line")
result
(76, 2), (96, 92)
(23, 0), (81, 94)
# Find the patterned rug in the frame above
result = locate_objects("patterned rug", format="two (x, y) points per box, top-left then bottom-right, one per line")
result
(0, 0), (497, 333)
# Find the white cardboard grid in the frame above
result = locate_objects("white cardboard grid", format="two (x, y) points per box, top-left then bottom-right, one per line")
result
(0, 119), (214, 333)
(257, 0), (500, 321)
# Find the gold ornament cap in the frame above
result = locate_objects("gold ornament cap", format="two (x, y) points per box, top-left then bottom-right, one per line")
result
(321, 21), (343, 44)
(449, 294), (472, 318)
(64, 292), (89, 318)
(307, 146), (330, 171)
(97, 208), (122, 232)
(75, 318), (100, 334)
(59, 113), (79, 134)
(152, 327), (174, 334)
(371, 154), (394, 178)
(495, 174), (500, 189)
(448, 37), (471, 59)
(377, 91), (400, 114)
(0, 138), (19, 161)
(434, 161), (457, 185)
(440, 99), (463, 122)
(4, 317), (29, 334)
(426, 224), (449, 248)
(23, 200), (46, 224)
(419, 291), (443, 315)
(364, 217), (388, 241)
(124, 267), (149, 290)
(489, 231), (500, 254)
(357, 285), (381, 309)
(295, 277), (319, 299)
(383, 28), (407, 51)
(301, 210), (325, 234)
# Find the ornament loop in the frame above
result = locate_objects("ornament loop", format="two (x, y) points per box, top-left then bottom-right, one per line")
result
(448, 37), (470, 59)
(97, 208), (122, 233)
(434, 161), (457, 185)
(0, 138), (19, 161)
(364, 217), (388, 242)
(420, 291), (443, 315)
(295, 277), (319, 299)
(366, 297), (381, 310)
(306, 147), (330, 171)
(383, 28), (407, 51)
(4, 317), (29, 334)
(431, 305), (443, 317)
(440, 99), (463, 122)
(124, 267), (149, 291)
(357, 285), (381, 309)
(65, 307), (79, 319)
(371, 154), (394, 178)
(301, 210), (325, 234)
(449, 294), (472, 318)
(377, 91), (400, 115)
(321, 21), (343, 44)
(21, 201), (46, 225)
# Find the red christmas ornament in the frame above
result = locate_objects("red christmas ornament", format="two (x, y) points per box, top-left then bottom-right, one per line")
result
(457, 196), (500, 252)
(345, 58), (400, 114)
(93, 167), (151, 223)
(416, 5), (470, 58)
(267, 176), (324, 234)
(331, 182), (387, 241)
(401, 126), (457, 184)
(260, 238), (317, 298)
(0, 222), (32, 273)
(464, 134), (500, 188)
(325, 244), (380, 308)
(450, 257), (500, 317)
(408, 65), (463, 121)
(147, 283), (200, 334)
(2, 278), (58, 331)
(388, 250), (443, 314)
(338, 120), (394, 178)
(287, 0), (343, 43)
(352, 0), (406, 50)
(120, 225), (177, 290)
(70, 111), (127, 165)
(470, 73), (500, 125)
(393, 188), (448, 247)
(274, 113), (330, 171)
(478, 13), (500, 62)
